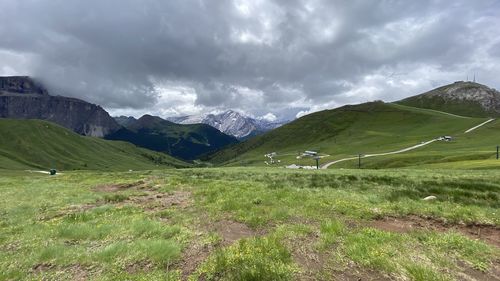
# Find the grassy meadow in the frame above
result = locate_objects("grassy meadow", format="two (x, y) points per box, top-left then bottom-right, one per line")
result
(0, 167), (498, 280)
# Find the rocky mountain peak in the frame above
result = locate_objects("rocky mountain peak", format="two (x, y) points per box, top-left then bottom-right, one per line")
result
(397, 81), (500, 117)
(0, 76), (49, 95)
(424, 81), (500, 113)
(166, 110), (288, 139)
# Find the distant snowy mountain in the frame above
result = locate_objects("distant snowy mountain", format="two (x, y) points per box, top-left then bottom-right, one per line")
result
(166, 110), (288, 139)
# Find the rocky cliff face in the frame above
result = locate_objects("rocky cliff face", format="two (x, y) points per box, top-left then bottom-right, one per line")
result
(0, 76), (120, 137)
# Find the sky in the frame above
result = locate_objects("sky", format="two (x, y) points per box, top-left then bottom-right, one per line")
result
(1, 0), (500, 120)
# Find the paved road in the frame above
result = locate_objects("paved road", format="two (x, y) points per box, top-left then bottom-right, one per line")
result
(321, 118), (495, 169)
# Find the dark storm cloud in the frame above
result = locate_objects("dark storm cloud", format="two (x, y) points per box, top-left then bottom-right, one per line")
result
(1, 0), (499, 118)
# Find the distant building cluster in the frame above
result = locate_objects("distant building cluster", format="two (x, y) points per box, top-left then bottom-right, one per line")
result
(438, 136), (453, 141)
(264, 152), (280, 165)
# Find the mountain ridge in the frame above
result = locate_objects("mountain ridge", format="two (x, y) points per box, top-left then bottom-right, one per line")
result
(0, 76), (121, 137)
(107, 114), (238, 160)
(396, 81), (500, 117)
(166, 110), (288, 139)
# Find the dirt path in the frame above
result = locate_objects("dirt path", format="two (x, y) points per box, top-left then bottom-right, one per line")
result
(464, 118), (495, 133)
(321, 118), (495, 169)
(369, 216), (500, 248)
(26, 170), (63, 175)
(321, 139), (438, 169)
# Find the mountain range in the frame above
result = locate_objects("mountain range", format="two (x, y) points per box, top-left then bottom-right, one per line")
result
(108, 114), (238, 160)
(0, 76), (238, 161)
(166, 110), (288, 139)
(2, 76), (500, 170)
(0, 76), (120, 137)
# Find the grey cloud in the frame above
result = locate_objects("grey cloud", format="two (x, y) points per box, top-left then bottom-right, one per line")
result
(0, 0), (499, 118)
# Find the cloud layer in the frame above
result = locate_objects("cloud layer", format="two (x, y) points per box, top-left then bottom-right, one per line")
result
(1, 0), (499, 119)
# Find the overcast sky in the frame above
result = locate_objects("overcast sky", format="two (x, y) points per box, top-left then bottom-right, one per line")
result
(1, 0), (499, 120)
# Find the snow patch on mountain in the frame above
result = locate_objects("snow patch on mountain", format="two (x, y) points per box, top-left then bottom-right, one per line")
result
(166, 110), (288, 139)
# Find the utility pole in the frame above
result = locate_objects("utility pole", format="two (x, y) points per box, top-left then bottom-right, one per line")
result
(358, 154), (362, 169)
(314, 156), (320, 170)
(497, 145), (499, 160)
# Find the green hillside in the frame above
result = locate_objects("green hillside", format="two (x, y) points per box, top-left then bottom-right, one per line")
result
(337, 118), (500, 169)
(396, 81), (500, 118)
(0, 119), (188, 170)
(106, 115), (238, 160)
(208, 101), (486, 167)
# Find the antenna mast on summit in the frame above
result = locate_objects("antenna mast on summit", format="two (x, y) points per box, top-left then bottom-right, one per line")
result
(473, 73), (476, 83)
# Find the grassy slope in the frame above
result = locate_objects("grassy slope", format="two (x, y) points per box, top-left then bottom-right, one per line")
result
(209, 102), (484, 167)
(0, 119), (188, 170)
(0, 168), (498, 280)
(345, 117), (500, 169)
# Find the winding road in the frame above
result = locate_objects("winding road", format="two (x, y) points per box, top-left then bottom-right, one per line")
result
(320, 118), (495, 169)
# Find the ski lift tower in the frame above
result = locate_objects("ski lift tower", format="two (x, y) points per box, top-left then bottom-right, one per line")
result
(313, 156), (321, 169)
(302, 150), (321, 169)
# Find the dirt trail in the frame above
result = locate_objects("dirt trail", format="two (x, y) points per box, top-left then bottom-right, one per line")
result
(464, 118), (495, 133)
(321, 139), (438, 169)
(370, 215), (500, 248)
(321, 118), (495, 169)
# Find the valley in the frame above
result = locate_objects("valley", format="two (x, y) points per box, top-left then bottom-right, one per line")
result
(1, 80), (500, 281)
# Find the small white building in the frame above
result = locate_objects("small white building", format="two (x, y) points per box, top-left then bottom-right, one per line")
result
(438, 136), (453, 141)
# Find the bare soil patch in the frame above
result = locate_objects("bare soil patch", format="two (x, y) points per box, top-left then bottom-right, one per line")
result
(286, 231), (390, 281)
(332, 264), (394, 281)
(175, 219), (265, 280)
(38, 203), (100, 221)
(211, 220), (262, 245)
(125, 191), (192, 211)
(457, 260), (500, 281)
(369, 215), (500, 247)
(286, 232), (327, 280)
(93, 180), (148, 192)
(125, 260), (155, 274)
(93, 177), (192, 211)
(66, 264), (89, 281)
(31, 263), (90, 280)
(32, 263), (55, 273)
(177, 241), (214, 280)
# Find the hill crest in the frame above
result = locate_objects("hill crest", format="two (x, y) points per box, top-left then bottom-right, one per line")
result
(397, 81), (500, 117)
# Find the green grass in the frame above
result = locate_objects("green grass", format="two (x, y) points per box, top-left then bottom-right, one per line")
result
(0, 119), (188, 170)
(0, 168), (498, 280)
(208, 101), (486, 168)
(194, 235), (298, 281)
(335, 118), (500, 169)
